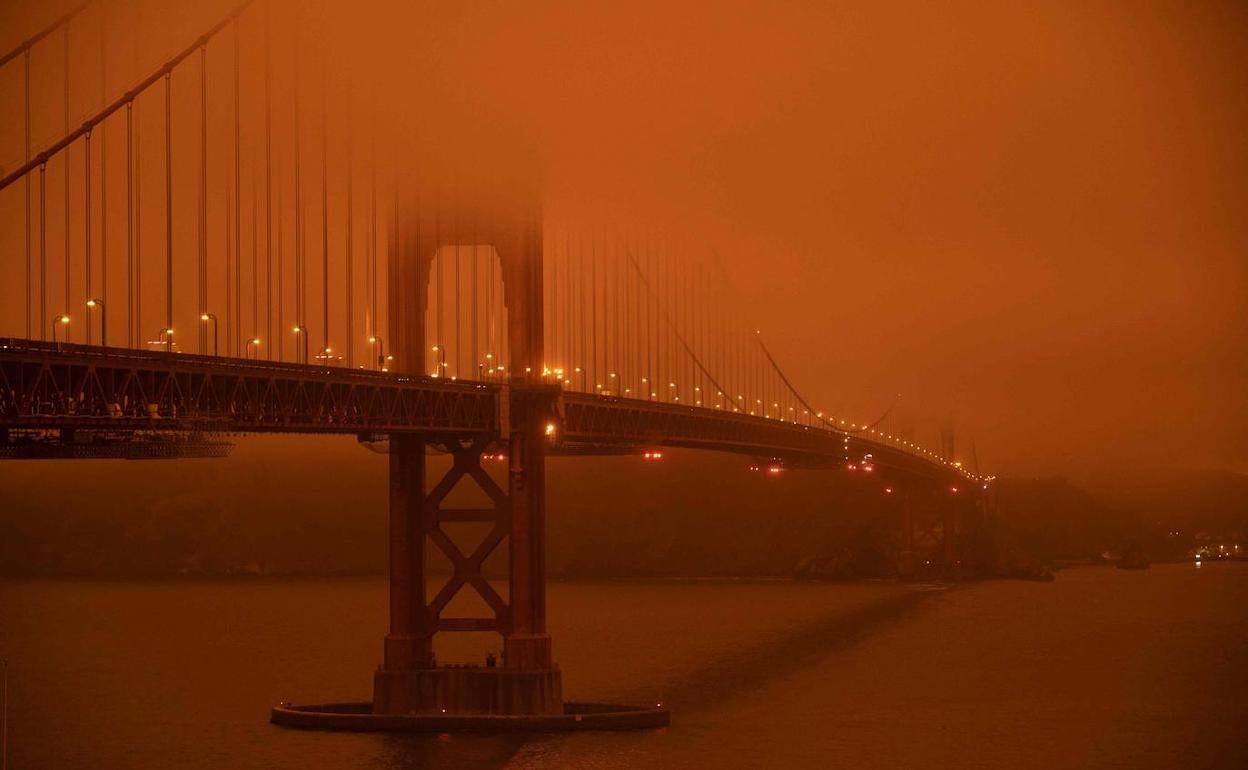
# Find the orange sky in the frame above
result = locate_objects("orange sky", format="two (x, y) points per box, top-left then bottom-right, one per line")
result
(1, 0), (1245, 476)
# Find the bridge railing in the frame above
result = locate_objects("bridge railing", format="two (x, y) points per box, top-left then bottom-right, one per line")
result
(0, 338), (498, 436)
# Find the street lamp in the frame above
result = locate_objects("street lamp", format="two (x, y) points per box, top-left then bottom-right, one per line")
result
(368, 336), (384, 371)
(292, 325), (309, 363)
(158, 327), (174, 353)
(246, 337), (261, 359)
(52, 314), (70, 344)
(200, 313), (218, 357)
(86, 298), (105, 346)
(431, 344), (447, 377)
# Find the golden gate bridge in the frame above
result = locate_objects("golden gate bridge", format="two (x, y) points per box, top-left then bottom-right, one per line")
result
(0, 0), (992, 728)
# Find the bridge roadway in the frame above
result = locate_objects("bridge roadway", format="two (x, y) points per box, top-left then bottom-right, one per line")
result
(0, 337), (966, 482)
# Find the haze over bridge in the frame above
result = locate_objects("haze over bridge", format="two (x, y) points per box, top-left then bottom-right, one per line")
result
(0, 0), (991, 721)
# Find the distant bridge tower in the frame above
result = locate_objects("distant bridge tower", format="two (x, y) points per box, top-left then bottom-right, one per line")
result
(374, 174), (563, 715)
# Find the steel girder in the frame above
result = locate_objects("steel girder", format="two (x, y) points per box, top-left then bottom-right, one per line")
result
(558, 392), (963, 482)
(0, 339), (969, 484)
(0, 339), (498, 436)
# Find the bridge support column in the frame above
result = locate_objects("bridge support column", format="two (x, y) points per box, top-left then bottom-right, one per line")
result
(372, 428), (562, 715)
(373, 434), (434, 714)
(499, 387), (562, 712)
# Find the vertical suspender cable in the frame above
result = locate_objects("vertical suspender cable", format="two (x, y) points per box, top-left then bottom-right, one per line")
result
(265, 3), (273, 356)
(345, 75), (354, 367)
(125, 102), (132, 346)
(234, 18), (242, 355)
(591, 233), (597, 390)
(551, 229), (558, 371)
(199, 45), (207, 351)
(671, 241), (677, 398)
(630, 237), (637, 395)
(277, 11), (286, 360)
(471, 215), (478, 376)
(25, 51), (32, 338)
(578, 233), (586, 389)
(435, 214), (442, 360)
(614, 234), (621, 389)
(293, 13), (303, 357)
(487, 216), (494, 369)
(85, 130), (92, 343)
(100, 4), (107, 340)
(648, 237), (655, 398)
(369, 110), (377, 348)
(615, 235), (622, 386)
(39, 163), (47, 339)
(636, 237), (642, 395)
(64, 26), (71, 338)
(277, 152), (284, 360)
(134, 95), (142, 345)
(456, 210), (462, 377)
(320, 41), (329, 357)
(164, 72), (172, 351)
(564, 233), (570, 374)
(252, 169), (258, 343)
(131, 3), (140, 347)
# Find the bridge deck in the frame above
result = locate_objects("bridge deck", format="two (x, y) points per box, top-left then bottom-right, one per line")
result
(0, 339), (969, 482)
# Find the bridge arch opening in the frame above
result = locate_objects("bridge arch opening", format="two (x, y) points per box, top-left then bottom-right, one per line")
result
(423, 243), (510, 382)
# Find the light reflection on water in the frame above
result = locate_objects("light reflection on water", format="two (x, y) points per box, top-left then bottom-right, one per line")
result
(1, 564), (1245, 769)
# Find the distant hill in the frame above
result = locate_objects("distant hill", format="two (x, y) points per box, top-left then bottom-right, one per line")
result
(1078, 467), (1248, 536)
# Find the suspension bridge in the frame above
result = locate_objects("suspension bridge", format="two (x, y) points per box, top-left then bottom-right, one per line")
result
(0, 0), (992, 726)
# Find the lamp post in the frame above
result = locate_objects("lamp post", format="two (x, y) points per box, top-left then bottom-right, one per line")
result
(431, 344), (446, 377)
(52, 314), (70, 345)
(200, 313), (218, 357)
(368, 336), (384, 370)
(246, 337), (261, 360)
(86, 298), (105, 346)
(158, 327), (174, 353)
(292, 325), (309, 364)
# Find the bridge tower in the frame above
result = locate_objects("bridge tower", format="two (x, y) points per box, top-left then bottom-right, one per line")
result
(372, 176), (563, 715)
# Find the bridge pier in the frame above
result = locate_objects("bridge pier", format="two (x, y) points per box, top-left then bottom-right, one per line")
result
(897, 486), (961, 580)
(371, 393), (564, 715)
(371, 183), (564, 716)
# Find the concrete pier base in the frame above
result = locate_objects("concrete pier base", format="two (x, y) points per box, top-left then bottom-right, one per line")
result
(272, 701), (671, 733)
(372, 666), (563, 715)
